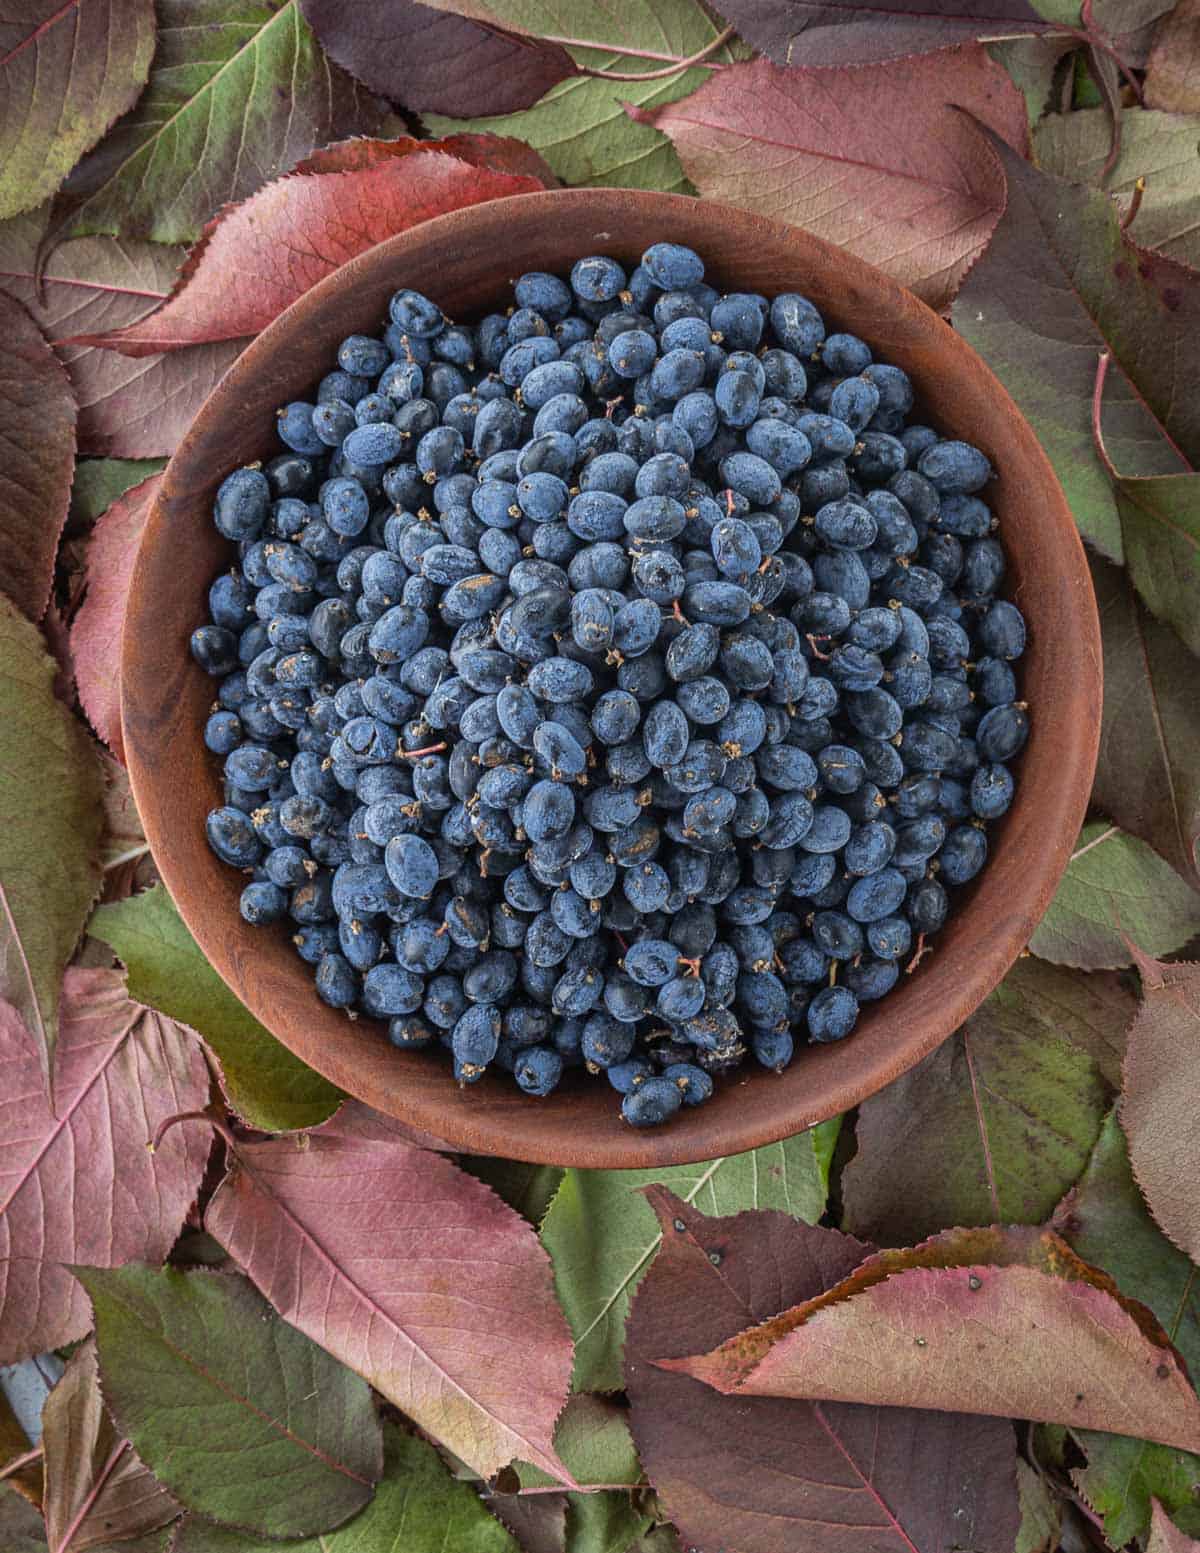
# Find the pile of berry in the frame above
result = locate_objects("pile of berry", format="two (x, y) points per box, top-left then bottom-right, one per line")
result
(193, 242), (1029, 1127)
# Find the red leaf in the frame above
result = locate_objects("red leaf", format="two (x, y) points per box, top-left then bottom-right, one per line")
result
(1122, 952), (1200, 1265)
(0, 291), (76, 621)
(70, 473), (162, 762)
(1149, 1498), (1200, 1553)
(626, 1188), (1020, 1553)
(631, 48), (1027, 311)
(71, 139), (553, 357)
(665, 1225), (1200, 1453)
(203, 1100), (574, 1483)
(1145, 0), (1200, 113)
(0, 966), (211, 1364)
(299, 0), (573, 117)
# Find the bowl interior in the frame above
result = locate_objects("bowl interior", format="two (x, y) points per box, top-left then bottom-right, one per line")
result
(122, 189), (1100, 1168)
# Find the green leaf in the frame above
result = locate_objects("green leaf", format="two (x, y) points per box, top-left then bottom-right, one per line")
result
(987, 37), (1073, 124)
(0, 595), (103, 1080)
(464, 1157), (564, 1227)
(174, 1424), (518, 1552)
(542, 1122), (839, 1391)
(1073, 1434), (1200, 1548)
(1108, 472), (1200, 658)
(1028, 822), (1200, 970)
(75, 1265), (381, 1539)
(70, 458), (165, 527)
(516, 1395), (643, 1491)
(50, 0), (391, 246)
(91, 884), (341, 1131)
(566, 1490), (651, 1553)
(1015, 1459), (1061, 1553)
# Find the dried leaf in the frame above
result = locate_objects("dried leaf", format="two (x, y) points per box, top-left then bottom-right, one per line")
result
(632, 48), (1026, 311)
(0, 597), (104, 1080)
(542, 1122), (838, 1391)
(71, 473), (160, 762)
(626, 1189), (1021, 1553)
(1122, 953), (1200, 1268)
(76, 1265), (382, 1538)
(42, 1340), (180, 1553)
(75, 136), (552, 356)
(299, 0), (572, 116)
(91, 885), (342, 1133)
(668, 1224), (1200, 1452)
(841, 960), (1111, 1245)
(1016, 1459), (1062, 1553)
(955, 135), (1200, 564)
(0, 291), (76, 621)
(0, 0), (155, 220)
(0, 966), (210, 1364)
(203, 1100), (574, 1483)
(49, 0), (391, 248)
(1146, 0), (1200, 113)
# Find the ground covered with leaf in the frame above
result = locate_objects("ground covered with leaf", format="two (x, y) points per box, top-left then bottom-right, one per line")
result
(1, 2), (1199, 1550)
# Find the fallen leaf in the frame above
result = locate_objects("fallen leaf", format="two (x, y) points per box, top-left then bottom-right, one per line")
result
(1035, 107), (1200, 271)
(1029, 823), (1200, 969)
(74, 136), (552, 357)
(76, 1265), (382, 1538)
(1016, 1459), (1062, 1553)
(630, 47), (1026, 311)
(48, 0), (391, 248)
(1076, 1435), (1200, 1550)
(516, 1394), (642, 1490)
(0, 1388), (41, 1507)
(542, 1122), (838, 1391)
(841, 961), (1111, 1246)
(988, 36), (1075, 123)
(0, 966), (210, 1364)
(626, 1189), (1021, 1553)
(98, 752), (151, 891)
(91, 885), (342, 1133)
(667, 1225), (1200, 1452)
(0, 291), (76, 621)
(0, 0), (155, 220)
(0, 597), (104, 1081)
(566, 1490), (651, 1553)
(1146, 0), (1200, 113)
(42, 1340), (180, 1553)
(299, 0), (573, 116)
(68, 459), (165, 529)
(483, 1493), (566, 1553)
(0, 1484), (46, 1553)
(1122, 953), (1200, 1270)
(954, 135), (1200, 565)
(1105, 471), (1200, 659)
(1151, 1500), (1200, 1553)
(464, 1157), (564, 1227)
(203, 1100), (574, 1483)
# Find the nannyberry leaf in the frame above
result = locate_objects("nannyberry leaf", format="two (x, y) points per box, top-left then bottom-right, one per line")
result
(0, 597), (103, 1080)
(542, 1122), (839, 1392)
(627, 1189), (1021, 1553)
(75, 1265), (383, 1538)
(667, 1223), (1200, 1452)
(70, 458), (165, 527)
(98, 753), (152, 896)
(0, 1485), (46, 1553)
(0, 290), (75, 624)
(71, 472), (160, 763)
(1149, 1500), (1200, 1553)
(1016, 1459), (1062, 1553)
(1029, 823), (1200, 969)
(988, 36), (1074, 123)
(203, 1101), (575, 1483)
(0, 967), (210, 1364)
(629, 47), (1027, 311)
(0, 0), (155, 220)
(1035, 107), (1200, 272)
(1106, 472), (1200, 658)
(1146, 0), (1200, 113)
(91, 885), (342, 1132)
(841, 957), (1112, 1246)
(482, 1493), (566, 1553)
(464, 1157), (564, 1226)
(47, 0), (391, 248)
(954, 134), (1200, 564)
(42, 1339), (181, 1553)
(1053, 1113), (1200, 1547)
(73, 135), (552, 357)
(299, 0), (573, 117)
(1090, 555), (1200, 892)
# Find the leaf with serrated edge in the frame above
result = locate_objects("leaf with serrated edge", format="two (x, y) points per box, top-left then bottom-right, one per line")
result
(69, 458), (166, 526)
(1029, 822), (1200, 970)
(667, 1224), (1200, 1452)
(1149, 1499), (1200, 1553)
(91, 885), (341, 1133)
(543, 1121), (838, 1392)
(841, 961), (1110, 1246)
(203, 1100), (574, 1483)
(1146, 0), (1200, 113)
(0, 0), (155, 220)
(0, 966), (210, 1364)
(75, 1265), (382, 1538)
(631, 47), (1027, 311)
(48, 0), (391, 247)
(627, 1189), (1021, 1553)
(42, 1339), (180, 1553)
(0, 291), (76, 622)
(0, 597), (103, 1079)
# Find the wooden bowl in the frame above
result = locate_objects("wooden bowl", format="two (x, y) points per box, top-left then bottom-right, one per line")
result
(122, 189), (1100, 1168)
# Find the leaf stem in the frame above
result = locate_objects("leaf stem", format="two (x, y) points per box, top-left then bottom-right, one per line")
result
(0, 1445), (42, 1482)
(1091, 351), (1120, 481)
(152, 1108), (238, 1154)
(540, 26), (733, 79)
(1119, 176), (1145, 232)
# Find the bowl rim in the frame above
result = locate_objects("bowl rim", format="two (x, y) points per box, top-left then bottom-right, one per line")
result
(122, 186), (1101, 1168)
